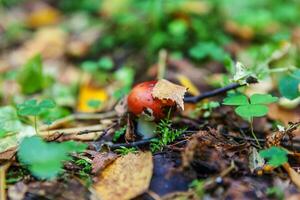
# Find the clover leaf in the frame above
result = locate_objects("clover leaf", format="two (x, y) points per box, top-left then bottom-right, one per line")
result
(278, 70), (300, 100)
(18, 136), (87, 179)
(259, 146), (288, 167)
(17, 99), (56, 117)
(223, 93), (278, 121)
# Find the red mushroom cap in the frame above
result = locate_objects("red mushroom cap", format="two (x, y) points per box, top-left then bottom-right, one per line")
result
(127, 81), (175, 120)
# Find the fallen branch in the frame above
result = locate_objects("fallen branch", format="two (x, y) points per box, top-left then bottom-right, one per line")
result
(107, 130), (300, 151)
(39, 111), (117, 131)
(184, 78), (257, 103)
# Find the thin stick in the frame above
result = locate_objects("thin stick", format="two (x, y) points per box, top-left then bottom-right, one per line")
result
(157, 49), (167, 79)
(0, 163), (11, 200)
(184, 78), (257, 103)
(108, 138), (153, 150)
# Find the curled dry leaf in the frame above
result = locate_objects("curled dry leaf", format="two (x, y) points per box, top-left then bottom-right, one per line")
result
(283, 163), (300, 189)
(92, 152), (118, 174)
(92, 152), (153, 200)
(152, 79), (187, 110)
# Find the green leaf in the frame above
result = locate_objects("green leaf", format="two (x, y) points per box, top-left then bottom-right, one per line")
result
(114, 67), (134, 86)
(17, 99), (41, 116)
(17, 99), (56, 117)
(113, 126), (127, 142)
(18, 136), (87, 179)
(98, 57), (114, 70)
(168, 20), (187, 36)
(87, 99), (102, 109)
(39, 99), (56, 109)
(81, 61), (98, 72)
(235, 104), (268, 119)
(223, 94), (249, 106)
(259, 147), (288, 167)
(0, 106), (23, 134)
(278, 70), (300, 100)
(189, 42), (228, 62)
(17, 54), (44, 94)
(250, 94), (278, 104)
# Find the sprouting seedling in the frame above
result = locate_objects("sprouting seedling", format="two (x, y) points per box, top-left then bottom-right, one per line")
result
(223, 93), (278, 147)
(17, 99), (56, 133)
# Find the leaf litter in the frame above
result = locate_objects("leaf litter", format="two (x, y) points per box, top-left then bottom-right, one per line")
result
(1, 1), (300, 200)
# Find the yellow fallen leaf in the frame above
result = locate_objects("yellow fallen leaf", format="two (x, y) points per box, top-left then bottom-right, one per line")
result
(27, 6), (60, 28)
(93, 152), (153, 200)
(77, 83), (108, 113)
(176, 74), (200, 96)
(152, 79), (187, 110)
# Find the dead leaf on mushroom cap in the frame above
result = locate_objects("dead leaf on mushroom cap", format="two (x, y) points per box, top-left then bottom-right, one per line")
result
(152, 79), (187, 110)
(92, 151), (153, 200)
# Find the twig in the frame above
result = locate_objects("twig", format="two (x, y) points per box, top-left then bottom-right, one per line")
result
(108, 138), (153, 150)
(0, 162), (11, 200)
(184, 78), (257, 103)
(39, 111), (117, 131)
(107, 130), (300, 151)
(157, 49), (167, 79)
(39, 124), (109, 141)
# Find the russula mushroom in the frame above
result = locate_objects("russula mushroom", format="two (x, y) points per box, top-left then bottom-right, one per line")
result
(127, 80), (176, 138)
(128, 80), (176, 120)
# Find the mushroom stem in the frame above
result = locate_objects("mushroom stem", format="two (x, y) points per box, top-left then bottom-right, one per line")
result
(136, 117), (157, 139)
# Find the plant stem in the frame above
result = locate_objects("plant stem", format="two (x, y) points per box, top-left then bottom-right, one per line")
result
(250, 118), (261, 148)
(34, 116), (38, 134)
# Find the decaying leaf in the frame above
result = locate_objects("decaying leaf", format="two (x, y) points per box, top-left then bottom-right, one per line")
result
(92, 152), (153, 200)
(249, 147), (265, 173)
(8, 182), (28, 200)
(92, 152), (118, 174)
(176, 74), (200, 96)
(283, 163), (300, 189)
(152, 79), (187, 110)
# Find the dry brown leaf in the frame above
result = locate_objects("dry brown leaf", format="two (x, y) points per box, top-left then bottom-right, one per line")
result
(92, 152), (118, 174)
(268, 104), (300, 136)
(283, 163), (300, 189)
(93, 152), (153, 200)
(152, 79), (187, 110)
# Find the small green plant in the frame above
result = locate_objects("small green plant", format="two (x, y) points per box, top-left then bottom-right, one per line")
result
(114, 146), (138, 155)
(223, 93), (278, 146)
(266, 186), (284, 200)
(192, 101), (220, 118)
(113, 126), (127, 142)
(17, 136), (87, 179)
(259, 146), (288, 167)
(17, 99), (56, 133)
(189, 179), (205, 198)
(150, 118), (186, 152)
(75, 158), (93, 187)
